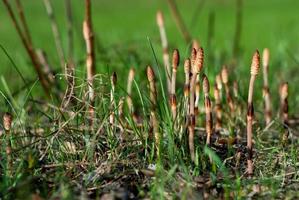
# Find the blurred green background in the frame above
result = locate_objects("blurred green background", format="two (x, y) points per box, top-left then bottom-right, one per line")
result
(0, 0), (299, 106)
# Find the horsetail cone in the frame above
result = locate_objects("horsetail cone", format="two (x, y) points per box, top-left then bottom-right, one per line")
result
(280, 82), (289, 144)
(111, 72), (117, 86)
(216, 74), (222, 90)
(221, 66), (228, 84)
(172, 49), (180, 70)
(262, 48), (270, 70)
(251, 50), (260, 77)
(171, 49), (180, 94)
(281, 83), (288, 101)
(147, 65), (155, 82)
(3, 113), (13, 131)
(184, 59), (191, 97)
(221, 66), (234, 112)
(156, 10), (164, 27)
(127, 68), (135, 113)
(203, 75), (210, 95)
(191, 48), (197, 69)
(247, 50), (260, 176)
(194, 47), (204, 73)
(147, 66), (157, 106)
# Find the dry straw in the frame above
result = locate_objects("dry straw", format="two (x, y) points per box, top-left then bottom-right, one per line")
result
(262, 48), (272, 125)
(156, 11), (171, 94)
(246, 50), (260, 176)
(203, 74), (213, 145)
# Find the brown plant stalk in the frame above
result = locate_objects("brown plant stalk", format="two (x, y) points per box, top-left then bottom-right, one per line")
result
(221, 66), (234, 113)
(166, 0), (192, 43)
(214, 83), (222, 131)
(156, 11), (171, 95)
(216, 74), (223, 99)
(194, 75), (201, 115)
(246, 50), (260, 176)
(15, 0), (31, 44)
(203, 74), (213, 145)
(189, 47), (204, 161)
(262, 48), (272, 125)
(83, 0), (96, 124)
(147, 66), (160, 157)
(126, 68), (135, 114)
(2, 0), (51, 96)
(280, 82), (289, 144)
(170, 49), (180, 119)
(184, 59), (191, 105)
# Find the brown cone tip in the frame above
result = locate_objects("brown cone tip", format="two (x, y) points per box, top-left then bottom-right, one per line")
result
(191, 48), (197, 67)
(192, 40), (200, 50)
(263, 48), (270, 67)
(156, 11), (164, 27)
(194, 47), (204, 73)
(172, 49), (180, 69)
(214, 84), (220, 100)
(221, 66), (228, 84)
(184, 59), (191, 74)
(82, 20), (89, 39)
(281, 82), (288, 99)
(3, 112), (12, 131)
(111, 72), (117, 85)
(147, 66), (155, 82)
(128, 68), (135, 80)
(251, 50), (260, 76)
(216, 74), (222, 89)
(202, 74), (210, 94)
